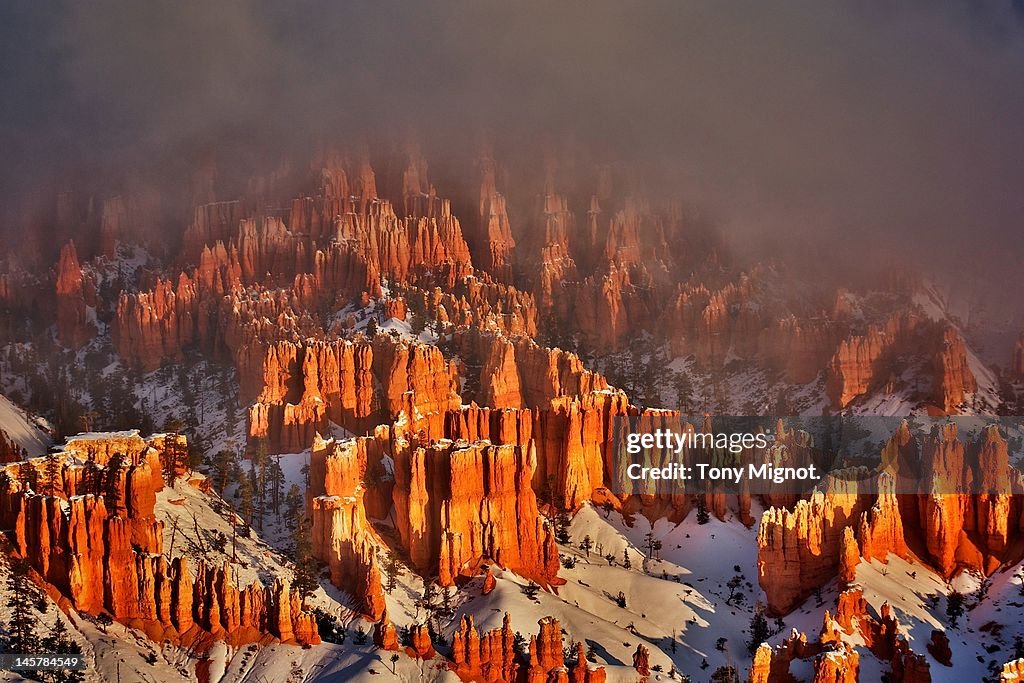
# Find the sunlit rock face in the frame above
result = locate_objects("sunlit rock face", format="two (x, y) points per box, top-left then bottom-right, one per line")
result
(0, 433), (317, 648)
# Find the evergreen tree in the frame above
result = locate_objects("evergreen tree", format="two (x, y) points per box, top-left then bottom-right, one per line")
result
(105, 452), (126, 513)
(946, 590), (965, 628)
(5, 560), (39, 658)
(291, 512), (319, 603)
(579, 535), (593, 557)
(622, 548), (632, 570)
(748, 608), (771, 654)
(161, 432), (188, 485)
(213, 449), (234, 494)
(710, 665), (739, 683)
(40, 617), (84, 683)
(270, 453), (284, 516)
(238, 471), (254, 527)
(284, 484), (304, 534)
(82, 453), (101, 496)
(696, 497), (711, 524)
(384, 550), (401, 594)
(726, 575), (744, 605)
(253, 441), (269, 532)
(674, 371), (693, 413)
(43, 451), (63, 497)
(554, 511), (572, 544)
(643, 531), (655, 558)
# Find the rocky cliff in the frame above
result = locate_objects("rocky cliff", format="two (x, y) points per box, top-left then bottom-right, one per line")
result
(55, 241), (96, 349)
(449, 614), (605, 683)
(308, 435), (387, 618)
(391, 438), (560, 586)
(0, 433), (317, 649)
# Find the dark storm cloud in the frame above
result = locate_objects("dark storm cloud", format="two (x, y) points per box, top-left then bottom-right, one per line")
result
(2, 1), (1023, 302)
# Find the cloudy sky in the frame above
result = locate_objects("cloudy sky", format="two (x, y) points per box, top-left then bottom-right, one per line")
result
(2, 1), (1023, 304)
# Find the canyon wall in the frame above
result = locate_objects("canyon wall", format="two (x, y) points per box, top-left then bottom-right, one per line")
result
(0, 433), (318, 649)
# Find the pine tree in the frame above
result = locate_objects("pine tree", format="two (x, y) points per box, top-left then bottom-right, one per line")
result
(674, 371), (693, 413)
(726, 575), (744, 605)
(696, 497), (711, 524)
(946, 590), (965, 628)
(270, 453), (284, 515)
(5, 560), (39, 657)
(291, 512), (319, 603)
(554, 510), (572, 544)
(43, 452), (63, 497)
(579, 535), (593, 557)
(213, 449), (234, 494)
(238, 471), (254, 527)
(384, 550), (400, 594)
(622, 548), (631, 570)
(284, 484), (303, 534)
(82, 453), (101, 496)
(748, 607), (771, 654)
(253, 441), (269, 532)
(161, 432), (187, 485)
(643, 531), (655, 558)
(105, 452), (126, 513)
(40, 616), (85, 683)
(710, 665), (739, 683)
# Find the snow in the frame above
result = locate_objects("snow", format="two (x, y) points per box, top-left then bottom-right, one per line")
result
(458, 502), (772, 678)
(0, 392), (50, 456)
(773, 551), (1024, 682)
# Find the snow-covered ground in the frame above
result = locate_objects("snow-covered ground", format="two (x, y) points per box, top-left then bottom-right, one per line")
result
(0, 392), (50, 456)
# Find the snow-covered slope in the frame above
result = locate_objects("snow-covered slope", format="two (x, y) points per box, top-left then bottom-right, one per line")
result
(0, 392), (51, 456)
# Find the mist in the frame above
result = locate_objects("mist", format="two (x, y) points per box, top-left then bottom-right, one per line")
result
(3, 1), (1024, 310)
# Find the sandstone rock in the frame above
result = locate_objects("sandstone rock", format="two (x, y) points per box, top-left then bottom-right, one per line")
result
(569, 640), (606, 683)
(450, 613), (519, 682)
(757, 481), (864, 615)
(1002, 659), (1024, 681)
(113, 273), (198, 372)
(55, 241), (95, 349)
(857, 472), (908, 563)
(247, 336), (459, 452)
(392, 439), (559, 586)
(825, 328), (889, 409)
(310, 494), (386, 619)
(812, 647), (858, 683)
(838, 527), (859, 587)
(631, 644), (650, 677)
(373, 609), (400, 650)
(407, 624), (435, 659)
(182, 201), (243, 261)
(0, 446), (316, 649)
(0, 429), (28, 463)
(927, 630), (952, 667)
(482, 565), (498, 595)
(932, 327), (977, 413)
